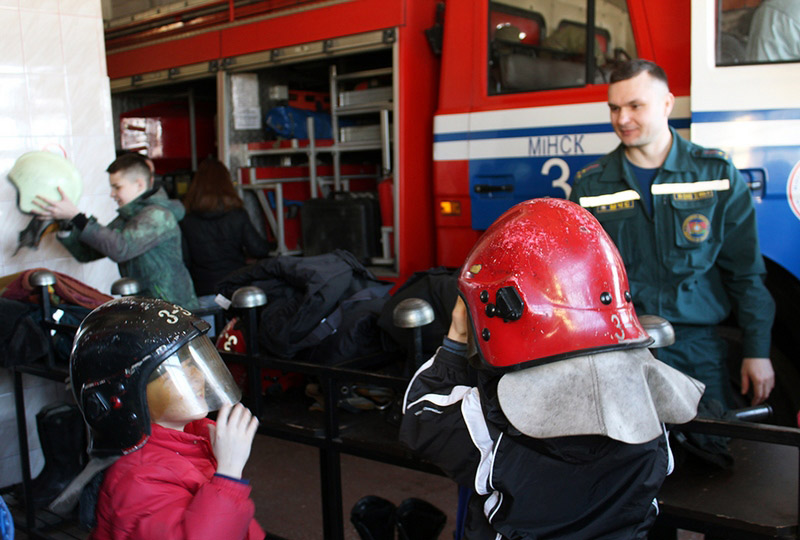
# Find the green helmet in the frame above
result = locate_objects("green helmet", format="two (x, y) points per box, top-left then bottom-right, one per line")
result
(8, 151), (83, 213)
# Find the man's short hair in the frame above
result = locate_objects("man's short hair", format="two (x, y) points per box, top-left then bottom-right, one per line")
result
(609, 59), (669, 88)
(107, 153), (152, 184)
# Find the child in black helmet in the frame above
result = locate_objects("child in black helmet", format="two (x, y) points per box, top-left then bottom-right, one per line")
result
(56, 297), (264, 540)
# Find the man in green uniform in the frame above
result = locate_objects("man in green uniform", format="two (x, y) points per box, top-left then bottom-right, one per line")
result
(33, 153), (198, 310)
(569, 59), (774, 409)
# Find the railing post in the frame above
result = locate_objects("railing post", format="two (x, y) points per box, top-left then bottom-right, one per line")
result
(392, 298), (435, 377)
(230, 286), (267, 419)
(110, 277), (141, 297)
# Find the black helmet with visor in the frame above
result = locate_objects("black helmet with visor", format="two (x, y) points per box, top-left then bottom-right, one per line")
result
(70, 297), (240, 457)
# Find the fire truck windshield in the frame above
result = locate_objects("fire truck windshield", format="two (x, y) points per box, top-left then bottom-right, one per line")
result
(488, 0), (637, 94)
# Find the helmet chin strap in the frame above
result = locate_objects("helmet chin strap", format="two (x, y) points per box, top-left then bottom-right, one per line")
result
(15, 216), (56, 255)
(465, 330), (483, 369)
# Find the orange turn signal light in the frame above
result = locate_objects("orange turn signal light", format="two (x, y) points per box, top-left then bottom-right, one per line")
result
(440, 200), (462, 216)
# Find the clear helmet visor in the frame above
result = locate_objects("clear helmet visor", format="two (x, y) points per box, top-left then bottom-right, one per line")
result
(146, 335), (241, 424)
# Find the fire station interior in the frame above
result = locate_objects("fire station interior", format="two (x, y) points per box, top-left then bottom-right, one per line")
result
(5, 1), (800, 540)
(9, 44), (469, 540)
(112, 47), (397, 276)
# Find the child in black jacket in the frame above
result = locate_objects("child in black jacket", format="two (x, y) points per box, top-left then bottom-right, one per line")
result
(400, 199), (704, 539)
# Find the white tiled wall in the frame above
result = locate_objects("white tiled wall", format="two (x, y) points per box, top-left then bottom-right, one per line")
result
(0, 0), (119, 488)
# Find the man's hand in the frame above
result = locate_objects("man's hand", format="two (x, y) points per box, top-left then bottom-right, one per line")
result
(740, 357), (775, 406)
(208, 402), (259, 479)
(31, 187), (80, 221)
(447, 296), (469, 344)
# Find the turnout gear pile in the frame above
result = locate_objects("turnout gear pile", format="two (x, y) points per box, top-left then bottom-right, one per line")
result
(0, 269), (109, 372)
(216, 249), (392, 359)
(1, 267), (112, 309)
(377, 266), (459, 358)
(400, 199), (704, 539)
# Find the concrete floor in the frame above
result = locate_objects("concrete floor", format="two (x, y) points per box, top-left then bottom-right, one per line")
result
(244, 434), (703, 540)
(246, 434), (459, 539)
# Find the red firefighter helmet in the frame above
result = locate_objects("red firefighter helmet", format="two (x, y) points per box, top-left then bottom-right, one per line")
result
(459, 198), (650, 370)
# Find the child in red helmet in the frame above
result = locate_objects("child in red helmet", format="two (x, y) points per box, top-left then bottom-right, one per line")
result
(400, 198), (704, 539)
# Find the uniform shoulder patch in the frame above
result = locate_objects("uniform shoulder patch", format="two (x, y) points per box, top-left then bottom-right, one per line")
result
(693, 147), (730, 161)
(575, 162), (602, 180)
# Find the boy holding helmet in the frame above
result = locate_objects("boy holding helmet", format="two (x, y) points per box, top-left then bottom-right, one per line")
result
(27, 152), (198, 310)
(56, 297), (264, 539)
(400, 198), (704, 539)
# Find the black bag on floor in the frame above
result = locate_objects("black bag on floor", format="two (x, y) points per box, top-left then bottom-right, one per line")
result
(396, 498), (447, 540)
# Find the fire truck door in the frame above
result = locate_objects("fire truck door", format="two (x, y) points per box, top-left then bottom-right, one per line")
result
(690, 0), (800, 280)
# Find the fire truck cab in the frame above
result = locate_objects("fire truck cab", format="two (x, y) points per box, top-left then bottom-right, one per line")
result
(434, 0), (800, 282)
(429, 0), (800, 421)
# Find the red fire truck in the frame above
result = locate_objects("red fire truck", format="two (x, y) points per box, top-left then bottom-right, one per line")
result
(106, 0), (800, 373)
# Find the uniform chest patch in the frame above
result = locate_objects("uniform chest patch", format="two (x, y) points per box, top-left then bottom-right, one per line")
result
(597, 200), (635, 213)
(672, 191), (714, 201)
(682, 214), (710, 242)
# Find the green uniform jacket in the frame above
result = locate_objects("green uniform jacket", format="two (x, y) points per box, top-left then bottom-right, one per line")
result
(569, 127), (774, 358)
(58, 188), (198, 310)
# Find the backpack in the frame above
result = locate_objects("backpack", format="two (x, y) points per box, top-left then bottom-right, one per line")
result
(299, 296), (389, 367)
